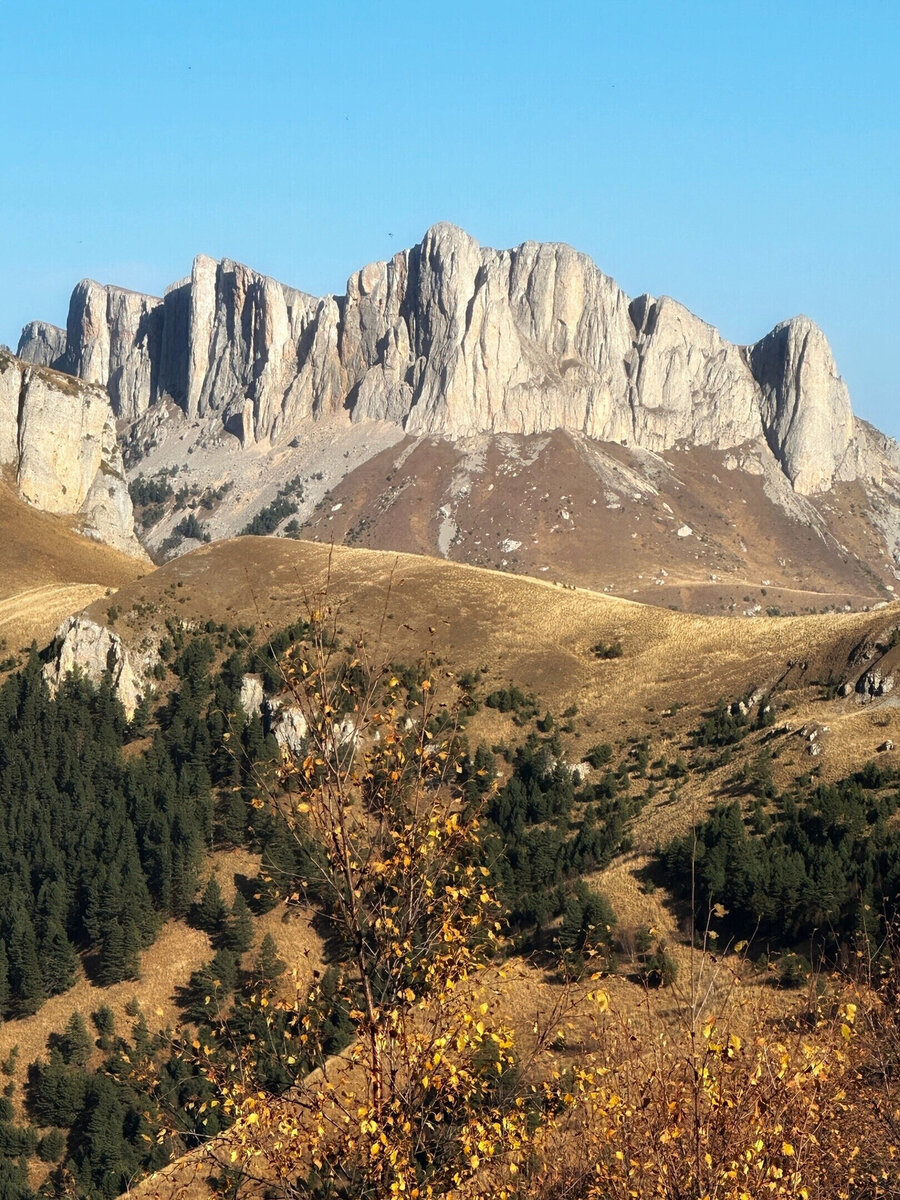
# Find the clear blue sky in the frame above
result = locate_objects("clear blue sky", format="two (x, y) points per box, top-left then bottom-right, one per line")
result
(1, 0), (897, 436)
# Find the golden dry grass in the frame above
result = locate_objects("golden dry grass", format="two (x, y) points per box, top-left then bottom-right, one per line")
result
(0, 480), (146, 647)
(5, 533), (897, 1198)
(87, 536), (900, 770)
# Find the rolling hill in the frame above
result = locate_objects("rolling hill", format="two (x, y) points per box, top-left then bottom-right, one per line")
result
(0, 479), (146, 651)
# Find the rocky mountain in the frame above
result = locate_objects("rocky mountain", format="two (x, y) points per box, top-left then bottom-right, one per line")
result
(0, 349), (143, 554)
(14, 224), (899, 608)
(18, 223), (863, 493)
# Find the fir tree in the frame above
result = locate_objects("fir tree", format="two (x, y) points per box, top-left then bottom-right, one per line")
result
(195, 876), (227, 935)
(0, 940), (9, 1017)
(7, 913), (44, 1016)
(57, 1012), (92, 1067)
(36, 1127), (66, 1163)
(39, 919), (78, 997)
(254, 934), (286, 983)
(223, 893), (253, 954)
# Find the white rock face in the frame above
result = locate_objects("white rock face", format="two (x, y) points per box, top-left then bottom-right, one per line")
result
(0, 350), (142, 554)
(44, 614), (145, 717)
(628, 295), (762, 450)
(750, 317), (855, 495)
(0, 352), (20, 465)
(269, 702), (308, 757)
(62, 280), (164, 422)
(240, 673), (264, 718)
(17, 320), (66, 368)
(20, 224), (861, 495)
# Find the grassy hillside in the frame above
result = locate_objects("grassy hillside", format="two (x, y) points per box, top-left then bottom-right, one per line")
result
(83, 535), (900, 759)
(0, 535), (897, 1198)
(0, 480), (146, 651)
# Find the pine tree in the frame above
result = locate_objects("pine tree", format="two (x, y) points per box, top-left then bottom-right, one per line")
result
(254, 933), (286, 982)
(220, 790), (249, 845)
(58, 1012), (92, 1067)
(91, 1005), (115, 1039)
(97, 923), (126, 988)
(0, 940), (9, 1018)
(40, 919), (78, 997)
(7, 912), (44, 1015)
(37, 1127), (66, 1163)
(70, 1076), (134, 1200)
(195, 876), (227, 935)
(223, 893), (254, 954)
(122, 919), (142, 981)
(0, 1150), (36, 1200)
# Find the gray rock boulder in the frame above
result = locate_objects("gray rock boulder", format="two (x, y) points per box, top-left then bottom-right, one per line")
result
(857, 665), (896, 699)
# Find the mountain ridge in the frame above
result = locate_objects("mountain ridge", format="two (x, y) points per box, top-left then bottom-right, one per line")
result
(9, 225), (899, 611)
(18, 223), (864, 495)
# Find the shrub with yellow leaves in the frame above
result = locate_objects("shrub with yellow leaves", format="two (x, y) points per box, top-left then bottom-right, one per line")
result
(178, 588), (899, 1200)
(195, 592), (555, 1199)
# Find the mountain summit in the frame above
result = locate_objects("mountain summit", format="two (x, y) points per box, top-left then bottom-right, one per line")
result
(12, 225), (900, 610)
(19, 223), (861, 495)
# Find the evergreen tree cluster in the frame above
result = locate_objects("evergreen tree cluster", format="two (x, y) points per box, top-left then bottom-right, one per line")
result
(14, 932), (349, 1200)
(692, 698), (750, 748)
(481, 733), (640, 942)
(239, 475), (305, 536)
(663, 761), (900, 950)
(0, 627), (285, 1018)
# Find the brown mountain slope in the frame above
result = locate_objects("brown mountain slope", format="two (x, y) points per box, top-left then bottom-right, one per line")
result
(0, 479), (147, 648)
(16, 535), (894, 1199)
(51, 535), (895, 1200)
(298, 431), (897, 616)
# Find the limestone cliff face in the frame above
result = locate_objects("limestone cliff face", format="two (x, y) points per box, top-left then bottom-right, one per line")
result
(43, 614), (150, 717)
(19, 224), (860, 495)
(750, 317), (855, 495)
(0, 350), (142, 554)
(61, 280), (164, 422)
(16, 320), (66, 368)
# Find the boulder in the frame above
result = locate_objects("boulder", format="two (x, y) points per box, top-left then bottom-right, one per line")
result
(857, 667), (896, 700)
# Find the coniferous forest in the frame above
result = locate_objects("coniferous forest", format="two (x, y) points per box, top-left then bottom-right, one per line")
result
(0, 629), (280, 1020)
(2, 622), (900, 1199)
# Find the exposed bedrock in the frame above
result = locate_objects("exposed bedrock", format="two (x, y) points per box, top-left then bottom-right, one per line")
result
(19, 224), (864, 494)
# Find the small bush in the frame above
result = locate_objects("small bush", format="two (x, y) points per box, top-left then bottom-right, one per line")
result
(591, 639), (623, 660)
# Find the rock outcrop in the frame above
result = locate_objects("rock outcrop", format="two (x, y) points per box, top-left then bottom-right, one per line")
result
(239, 673), (264, 718)
(19, 224), (865, 494)
(0, 349), (143, 554)
(750, 317), (855, 495)
(43, 614), (147, 717)
(17, 320), (66, 368)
